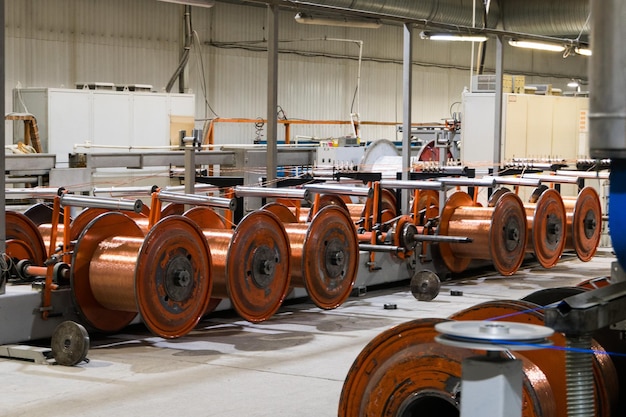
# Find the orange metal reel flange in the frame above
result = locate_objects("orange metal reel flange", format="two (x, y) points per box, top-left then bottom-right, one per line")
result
(6, 211), (47, 266)
(161, 203), (185, 218)
(71, 212), (141, 333)
(135, 215), (213, 338)
(393, 215), (419, 259)
(226, 210), (291, 322)
(278, 204), (359, 310)
(72, 212), (212, 338)
(563, 187), (602, 262)
(450, 299), (618, 417)
(412, 188), (440, 226)
(186, 207), (291, 323)
(438, 191), (527, 276)
(526, 189), (567, 268)
(338, 317), (556, 417)
(263, 202), (299, 223)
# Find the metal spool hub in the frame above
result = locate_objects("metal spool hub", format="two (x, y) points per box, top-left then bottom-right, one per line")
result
(338, 318), (555, 417)
(186, 208), (291, 323)
(450, 300), (618, 417)
(5, 211), (47, 266)
(393, 215), (419, 259)
(563, 187), (602, 262)
(71, 212), (212, 338)
(438, 191), (527, 276)
(527, 189), (567, 268)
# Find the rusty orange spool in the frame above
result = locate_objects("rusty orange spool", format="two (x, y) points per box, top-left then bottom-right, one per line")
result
(562, 187), (602, 262)
(438, 191), (527, 276)
(412, 189), (440, 226)
(263, 203), (359, 310)
(185, 207), (291, 323)
(512, 188), (567, 269)
(338, 317), (556, 417)
(450, 300), (618, 417)
(71, 212), (212, 338)
(5, 211), (47, 266)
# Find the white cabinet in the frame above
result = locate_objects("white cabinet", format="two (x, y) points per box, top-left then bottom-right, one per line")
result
(461, 92), (589, 167)
(12, 88), (195, 167)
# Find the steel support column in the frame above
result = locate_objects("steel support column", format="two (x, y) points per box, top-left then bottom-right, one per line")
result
(401, 23), (413, 213)
(266, 4), (279, 186)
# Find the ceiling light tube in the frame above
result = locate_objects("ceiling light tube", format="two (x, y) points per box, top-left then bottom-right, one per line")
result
(574, 46), (592, 56)
(294, 12), (382, 29)
(420, 31), (487, 42)
(508, 39), (565, 52)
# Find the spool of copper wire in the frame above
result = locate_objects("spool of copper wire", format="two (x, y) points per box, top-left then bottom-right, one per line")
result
(185, 207), (291, 323)
(5, 211), (47, 266)
(525, 189), (567, 268)
(438, 191), (527, 276)
(492, 188), (567, 269)
(338, 317), (556, 417)
(71, 212), (212, 338)
(562, 187), (602, 262)
(263, 203), (359, 310)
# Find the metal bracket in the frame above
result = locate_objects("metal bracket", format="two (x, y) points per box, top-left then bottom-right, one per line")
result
(544, 280), (626, 335)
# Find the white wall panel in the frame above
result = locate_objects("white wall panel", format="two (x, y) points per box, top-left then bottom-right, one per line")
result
(6, 0), (588, 150)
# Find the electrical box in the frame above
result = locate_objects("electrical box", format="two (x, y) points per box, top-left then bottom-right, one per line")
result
(12, 88), (195, 167)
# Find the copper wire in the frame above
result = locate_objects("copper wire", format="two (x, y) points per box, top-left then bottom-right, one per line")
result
(445, 206), (493, 259)
(281, 224), (308, 287)
(89, 236), (144, 312)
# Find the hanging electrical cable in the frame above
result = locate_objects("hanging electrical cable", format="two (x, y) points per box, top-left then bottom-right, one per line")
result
(166, 5), (193, 93)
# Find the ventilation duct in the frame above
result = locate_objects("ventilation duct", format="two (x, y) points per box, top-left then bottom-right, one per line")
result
(283, 0), (590, 36)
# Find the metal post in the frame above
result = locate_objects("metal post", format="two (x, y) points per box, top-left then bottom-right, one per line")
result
(266, 4), (279, 187)
(401, 23), (413, 213)
(184, 133), (197, 196)
(0, 0), (5, 295)
(493, 35), (504, 175)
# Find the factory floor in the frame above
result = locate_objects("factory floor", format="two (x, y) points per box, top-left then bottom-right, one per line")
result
(0, 250), (615, 417)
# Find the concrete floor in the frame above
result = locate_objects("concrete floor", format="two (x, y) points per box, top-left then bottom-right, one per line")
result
(0, 251), (615, 417)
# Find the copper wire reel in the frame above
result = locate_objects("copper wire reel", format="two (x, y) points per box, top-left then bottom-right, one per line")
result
(338, 317), (556, 417)
(449, 300), (618, 417)
(71, 212), (212, 338)
(563, 187), (603, 262)
(492, 188), (567, 268)
(262, 203), (359, 310)
(5, 211), (47, 266)
(437, 191), (527, 276)
(185, 207), (291, 323)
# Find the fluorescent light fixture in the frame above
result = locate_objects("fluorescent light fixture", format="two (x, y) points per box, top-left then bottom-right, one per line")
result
(420, 31), (487, 42)
(508, 39), (565, 52)
(567, 80), (579, 88)
(574, 46), (592, 56)
(294, 12), (382, 29)
(157, 0), (215, 7)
